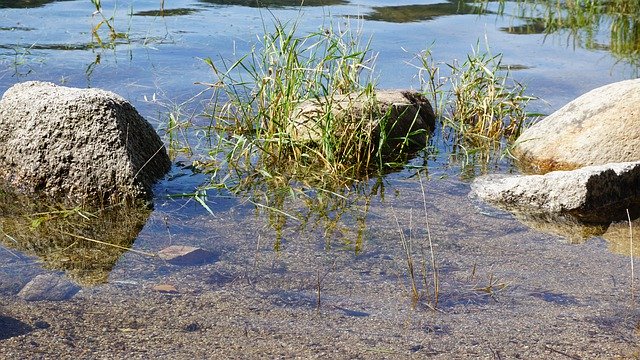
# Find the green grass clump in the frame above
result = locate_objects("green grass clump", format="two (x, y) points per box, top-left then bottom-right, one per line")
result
(416, 41), (537, 168)
(199, 16), (394, 189)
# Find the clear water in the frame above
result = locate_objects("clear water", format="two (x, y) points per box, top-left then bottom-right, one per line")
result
(0, 0), (638, 313)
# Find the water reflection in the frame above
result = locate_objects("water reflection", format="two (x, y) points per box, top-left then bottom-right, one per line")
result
(0, 0), (74, 8)
(509, 210), (640, 257)
(134, 8), (201, 17)
(476, 0), (640, 68)
(198, 0), (348, 8)
(0, 189), (151, 286)
(364, 0), (482, 23)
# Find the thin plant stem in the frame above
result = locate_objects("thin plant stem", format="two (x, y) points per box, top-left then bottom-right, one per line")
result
(628, 208), (635, 303)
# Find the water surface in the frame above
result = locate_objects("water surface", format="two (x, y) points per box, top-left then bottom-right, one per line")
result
(0, 1), (639, 356)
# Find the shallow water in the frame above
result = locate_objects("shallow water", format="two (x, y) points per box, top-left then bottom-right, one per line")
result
(0, 1), (639, 356)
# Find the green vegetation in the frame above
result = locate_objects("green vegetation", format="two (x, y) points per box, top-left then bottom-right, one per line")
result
(90, 0), (129, 48)
(199, 17), (382, 185)
(416, 42), (537, 170)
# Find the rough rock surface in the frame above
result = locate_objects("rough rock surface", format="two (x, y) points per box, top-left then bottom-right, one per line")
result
(470, 161), (640, 223)
(0, 81), (171, 205)
(288, 89), (435, 152)
(512, 78), (640, 173)
(17, 274), (80, 301)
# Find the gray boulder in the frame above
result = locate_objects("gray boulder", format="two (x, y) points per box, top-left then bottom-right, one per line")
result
(0, 81), (171, 205)
(470, 161), (640, 223)
(288, 89), (435, 153)
(513, 79), (640, 173)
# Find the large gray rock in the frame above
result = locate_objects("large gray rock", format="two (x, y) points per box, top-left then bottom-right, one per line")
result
(513, 79), (640, 173)
(470, 161), (640, 223)
(288, 90), (435, 153)
(0, 81), (171, 205)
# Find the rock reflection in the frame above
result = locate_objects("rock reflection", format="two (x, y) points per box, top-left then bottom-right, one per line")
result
(0, 188), (151, 286)
(198, 0), (347, 8)
(364, 1), (481, 23)
(508, 210), (640, 257)
(0, 0), (74, 8)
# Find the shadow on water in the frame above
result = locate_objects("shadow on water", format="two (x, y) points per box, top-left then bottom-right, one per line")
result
(363, 0), (483, 23)
(0, 188), (151, 286)
(198, 0), (348, 8)
(0, 0), (75, 8)
(0, 316), (33, 340)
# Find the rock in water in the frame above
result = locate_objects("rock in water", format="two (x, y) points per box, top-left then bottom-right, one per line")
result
(0, 81), (171, 205)
(17, 274), (80, 301)
(513, 78), (640, 173)
(288, 89), (435, 154)
(470, 161), (640, 223)
(158, 245), (216, 266)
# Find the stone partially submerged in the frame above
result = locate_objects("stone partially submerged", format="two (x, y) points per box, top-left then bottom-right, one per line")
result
(512, 79), (640, 173)
(0, 81), (171, 205)
(288, 89), (435, 154)
(470, 161), (640, 223)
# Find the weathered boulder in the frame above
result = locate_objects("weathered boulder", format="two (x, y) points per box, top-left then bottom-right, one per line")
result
(288, 90), (435, 153)
(512, 79), (640, 173)
(0, 81), (171, 205)
(470, 161), (640, 223)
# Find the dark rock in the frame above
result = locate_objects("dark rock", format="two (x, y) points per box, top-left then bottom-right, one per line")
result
(17, 273), (81, 301)
(0, 81), (171, 206)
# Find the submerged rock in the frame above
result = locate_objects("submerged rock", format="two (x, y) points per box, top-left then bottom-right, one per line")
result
(17, 274), (80, 301)
(512, 78), (640, 173)
(288, 89), (435, 154)
(158, 245), (216, 266)
(470, 161), (640, 223)
(0, 81), (171, 206)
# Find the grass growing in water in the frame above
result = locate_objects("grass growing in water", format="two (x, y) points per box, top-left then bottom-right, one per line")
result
(90, 0), (130, 48)
(416, 41), (537, 169)
(199, 16), (398, 187)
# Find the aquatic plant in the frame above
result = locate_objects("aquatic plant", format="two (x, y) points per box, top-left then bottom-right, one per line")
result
(416, 41), (537, 169)
(198, 15), (429, 188)
(90, 0), (129, 48)
(392, 172), (439, 310)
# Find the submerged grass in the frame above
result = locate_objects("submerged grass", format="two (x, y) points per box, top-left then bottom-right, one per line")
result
(392, 172), (439, 310)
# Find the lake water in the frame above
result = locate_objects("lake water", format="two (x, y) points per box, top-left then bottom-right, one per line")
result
(1, 1), (639, 357)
